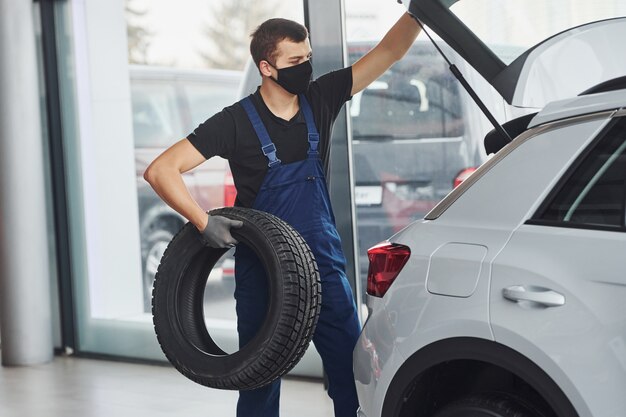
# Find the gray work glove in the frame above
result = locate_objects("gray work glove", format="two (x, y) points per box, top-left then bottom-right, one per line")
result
(200, 214), (243, 248)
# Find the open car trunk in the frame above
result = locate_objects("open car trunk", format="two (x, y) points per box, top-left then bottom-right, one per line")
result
(403, 0), (626, 109)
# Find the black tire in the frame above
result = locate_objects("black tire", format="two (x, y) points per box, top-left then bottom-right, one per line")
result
(433, 393), (547, 417)
(152, 207), (321, 390)
(142, 229), (174, 312)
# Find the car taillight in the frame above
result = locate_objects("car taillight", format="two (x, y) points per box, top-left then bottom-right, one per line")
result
(224, 171), (236, 207)
(453, 167), (477, 188)
(366, 242), (410, 297)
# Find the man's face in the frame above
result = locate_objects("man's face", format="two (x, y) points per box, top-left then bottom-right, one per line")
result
(273, 38), (312, 68)
(260, 38), (312, 78)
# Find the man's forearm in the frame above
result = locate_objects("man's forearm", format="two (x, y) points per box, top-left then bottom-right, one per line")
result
(145, 167), (208, 231)
(380, 12), (422, 61)
(350, 11), (422, 95)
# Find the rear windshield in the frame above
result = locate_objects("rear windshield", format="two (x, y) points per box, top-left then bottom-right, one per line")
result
(444, 0), (622, 64)
(131, 78), (238, 148)
(131, 81), (183, 148)
(183, 81), (238, 128)
(349, 43), (464, 139)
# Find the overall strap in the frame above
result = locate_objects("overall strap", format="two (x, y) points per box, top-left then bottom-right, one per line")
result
(298, 94), (320, 157)
(240, 96), (281, 167)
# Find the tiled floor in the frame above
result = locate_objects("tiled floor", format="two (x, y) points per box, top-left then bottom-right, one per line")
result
(0, 355), (335, 417)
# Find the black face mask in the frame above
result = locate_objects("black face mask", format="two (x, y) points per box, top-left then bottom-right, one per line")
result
(268, 59), (313, 95)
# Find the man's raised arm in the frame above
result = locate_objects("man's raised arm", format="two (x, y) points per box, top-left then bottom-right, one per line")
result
(351, 12), (422, 96)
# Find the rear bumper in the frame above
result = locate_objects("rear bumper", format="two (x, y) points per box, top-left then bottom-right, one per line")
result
(354, 296), (406, 417)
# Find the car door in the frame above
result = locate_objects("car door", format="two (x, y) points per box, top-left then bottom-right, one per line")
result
(490, 116), (626, 417)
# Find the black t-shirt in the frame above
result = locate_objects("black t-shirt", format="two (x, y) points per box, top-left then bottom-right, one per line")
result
(187, 66), (353, 208)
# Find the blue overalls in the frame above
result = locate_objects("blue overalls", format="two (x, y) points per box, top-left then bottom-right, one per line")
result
(234, 94), (361, 417)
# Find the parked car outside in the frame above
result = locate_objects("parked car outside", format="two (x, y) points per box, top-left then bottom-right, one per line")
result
(131, 64), (241, 311)
(354, 1), (626, 416)
(239, 40), (520, 295)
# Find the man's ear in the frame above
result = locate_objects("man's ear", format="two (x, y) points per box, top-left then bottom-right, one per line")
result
(259, 60), (273, 78)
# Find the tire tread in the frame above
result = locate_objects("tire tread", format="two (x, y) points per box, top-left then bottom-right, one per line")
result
(152, 207), (321, 390)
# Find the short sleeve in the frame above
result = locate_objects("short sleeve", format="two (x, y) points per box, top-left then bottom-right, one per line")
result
(186, 108), (236, 160)
(312, 66), (353, 119)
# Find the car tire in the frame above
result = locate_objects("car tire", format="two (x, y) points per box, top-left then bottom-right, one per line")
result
(152, 206), (321, 390)
(142, 228), (174, 312)
(433, 393), (547, 417)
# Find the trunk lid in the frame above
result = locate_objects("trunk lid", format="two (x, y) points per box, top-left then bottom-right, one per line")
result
(404, 0), (626, 108)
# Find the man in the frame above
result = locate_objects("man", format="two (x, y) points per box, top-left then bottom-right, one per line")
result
(144, 11), (421, 417)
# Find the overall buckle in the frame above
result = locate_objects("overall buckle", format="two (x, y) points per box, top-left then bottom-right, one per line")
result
(307, 133), (320, 155)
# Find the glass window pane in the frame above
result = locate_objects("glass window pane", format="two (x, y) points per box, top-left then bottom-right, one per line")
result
(345, 2), (495, 308)
(349, 47), (463, 139)
(54, 0), (305, 363)
(131, 81), (182, 148)
(183, 78), (239, 128)
(540, 118), (626, 228)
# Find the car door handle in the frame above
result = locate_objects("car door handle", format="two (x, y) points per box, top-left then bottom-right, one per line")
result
(502, 285), (565, 307)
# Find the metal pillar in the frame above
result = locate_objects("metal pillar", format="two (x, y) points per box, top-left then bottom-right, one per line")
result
(0, 0), (54, 365)
(304, 0), (363, 310)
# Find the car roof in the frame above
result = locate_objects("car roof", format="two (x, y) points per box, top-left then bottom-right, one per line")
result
(528, 89), (626, 128)
(129, 64), (241, 83)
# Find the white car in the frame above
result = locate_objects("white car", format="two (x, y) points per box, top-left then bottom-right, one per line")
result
(354, 1), (626, 416)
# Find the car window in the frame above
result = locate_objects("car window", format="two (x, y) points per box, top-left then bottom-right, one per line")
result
(349, 45), (464, 139)
(131, 81), (183, 148)
(445, 0), (621, 64)
(537, 117), (626, 229)
(182, 82), (238, 129)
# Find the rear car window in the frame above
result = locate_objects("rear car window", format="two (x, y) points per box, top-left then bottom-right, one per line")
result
(131, 81), (183, 148)
(537, 117), (626, 229)
(349, 44), (464, 139)
(182, 82), (237, 128)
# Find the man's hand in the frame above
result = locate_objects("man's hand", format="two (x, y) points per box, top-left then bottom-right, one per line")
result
(200, 214), (244, 248)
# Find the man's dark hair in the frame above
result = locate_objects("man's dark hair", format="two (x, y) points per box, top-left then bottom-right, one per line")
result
(250, 18), (309, 73)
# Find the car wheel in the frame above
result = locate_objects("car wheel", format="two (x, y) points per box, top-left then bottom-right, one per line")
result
(142, 229), (174, 312)
(152, 207), (321, 390)
(433, 393), (547, 417)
